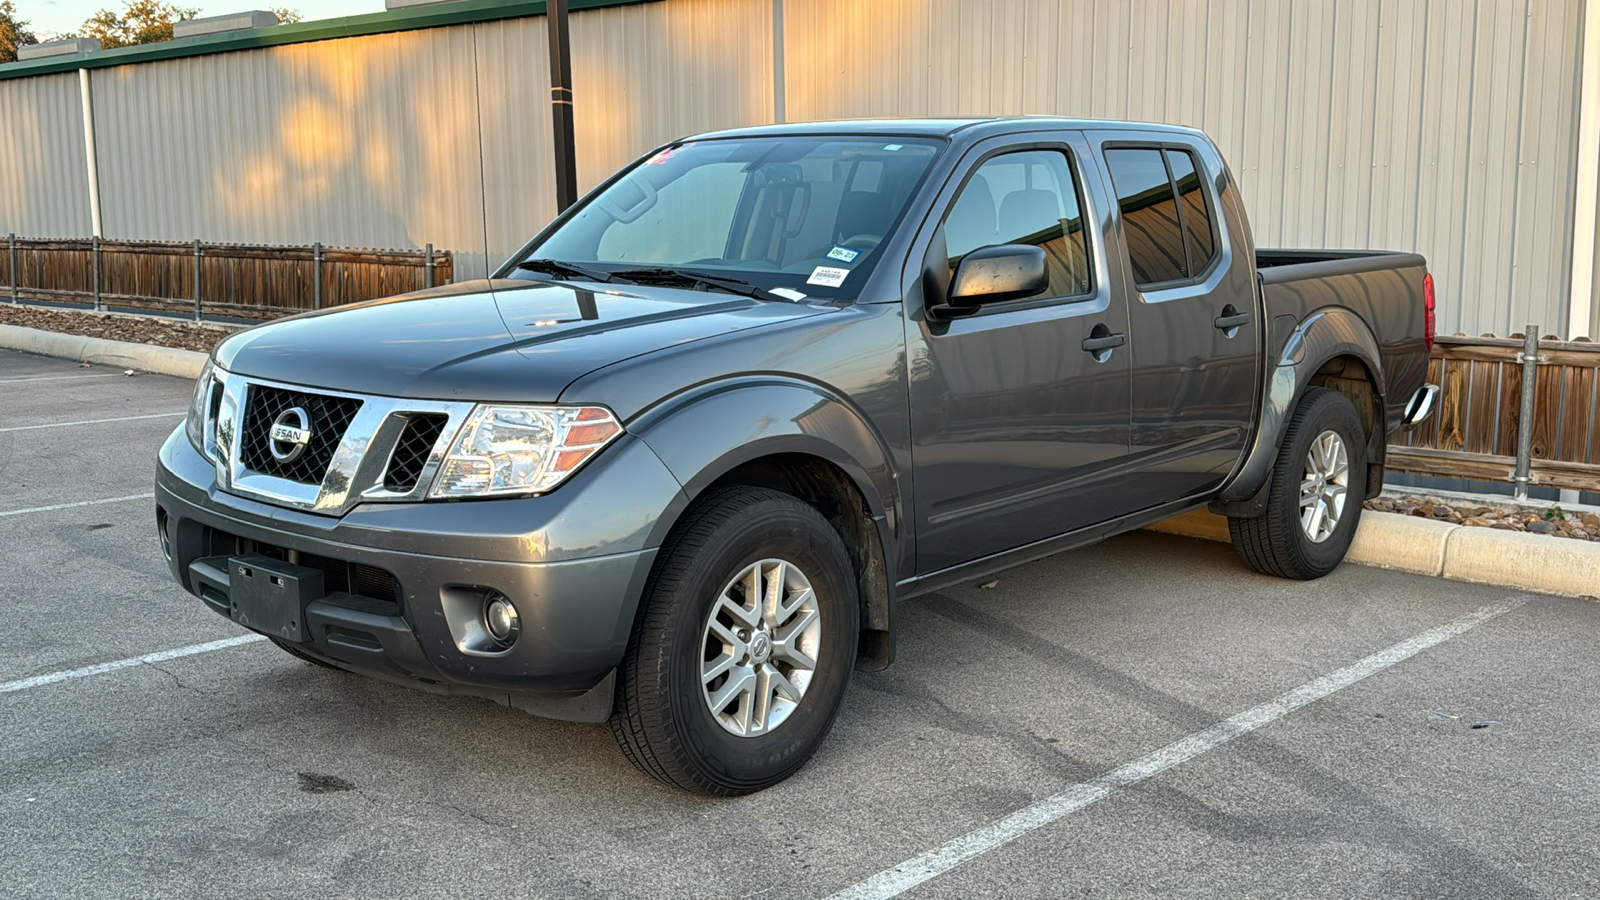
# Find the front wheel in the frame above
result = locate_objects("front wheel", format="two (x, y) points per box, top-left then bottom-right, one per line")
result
(1228, 387), (1367, 579)
(609, 486), (859, 795)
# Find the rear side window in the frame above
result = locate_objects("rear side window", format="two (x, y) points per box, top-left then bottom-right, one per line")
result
(1166, 151), (1216, 270)
(1105, 147), (1218, 288)
(943, 149), (1092, 299)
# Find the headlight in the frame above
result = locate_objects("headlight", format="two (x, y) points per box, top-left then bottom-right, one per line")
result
(429, 405), (623, 498)
(185, 359), (216, 458)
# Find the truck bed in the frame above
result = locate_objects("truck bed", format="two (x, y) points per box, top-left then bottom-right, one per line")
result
(1255, 247), (1431, 434)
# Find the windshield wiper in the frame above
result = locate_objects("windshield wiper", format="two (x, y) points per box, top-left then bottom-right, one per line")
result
(516, 259), (617, 283)
(607, 267), (797, 303)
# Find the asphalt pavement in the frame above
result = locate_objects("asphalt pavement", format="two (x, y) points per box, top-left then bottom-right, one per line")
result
(2, 348), (1597, 899)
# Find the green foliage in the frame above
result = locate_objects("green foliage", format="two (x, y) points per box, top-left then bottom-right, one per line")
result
(0, 0), (38, 64)
(1544, 505), (1566, 522)
(77, 0), (200, 49)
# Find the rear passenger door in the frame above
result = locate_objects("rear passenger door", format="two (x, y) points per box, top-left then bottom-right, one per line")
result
(1091, 133), (1260, 510)
(904, 133), (1134, 574)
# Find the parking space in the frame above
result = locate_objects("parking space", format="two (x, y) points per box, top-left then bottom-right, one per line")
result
(3, 347), (1598, 898)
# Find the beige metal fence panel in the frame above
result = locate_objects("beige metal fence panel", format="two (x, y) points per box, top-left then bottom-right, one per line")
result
(0, 71), (92, 239)
(473, 0), (773, 276)
(85, 26), (492, 277)
(779, 0), (1585, 343)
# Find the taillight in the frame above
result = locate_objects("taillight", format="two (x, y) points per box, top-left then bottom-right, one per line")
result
(1423, 272), (1436, 353)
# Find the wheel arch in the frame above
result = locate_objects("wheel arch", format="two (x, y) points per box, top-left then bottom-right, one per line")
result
(629, 379), (902, 670)
(1214, 307), (1388, 514)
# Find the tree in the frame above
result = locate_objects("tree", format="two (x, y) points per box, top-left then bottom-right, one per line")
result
(1, 0), (38, 63)
(77, 0), (199, 49)
(271, 8), (302, 24)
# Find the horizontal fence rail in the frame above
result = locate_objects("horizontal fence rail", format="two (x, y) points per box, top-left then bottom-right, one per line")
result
(2, 235), (453, 320)
(1394, 331), (1600, 494)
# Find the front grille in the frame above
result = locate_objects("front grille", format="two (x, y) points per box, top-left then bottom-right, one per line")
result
(239, 385), (363, 484)
(383, 414), (449, 492)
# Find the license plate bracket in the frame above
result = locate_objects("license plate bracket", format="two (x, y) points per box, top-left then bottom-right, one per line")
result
(228, 553), (325, 642)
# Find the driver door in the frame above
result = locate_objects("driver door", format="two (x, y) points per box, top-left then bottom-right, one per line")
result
(905, 134), (1134, 574)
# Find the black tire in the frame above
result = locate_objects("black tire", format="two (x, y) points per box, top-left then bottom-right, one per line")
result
(267, 636), (341, 670)
(609, 486), (859, 795)
(1228, 387), (1367, 579)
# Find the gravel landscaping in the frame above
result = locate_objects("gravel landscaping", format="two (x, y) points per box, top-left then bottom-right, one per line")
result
(1367, 494), (1600, 542)
(0, 304), (239, 354)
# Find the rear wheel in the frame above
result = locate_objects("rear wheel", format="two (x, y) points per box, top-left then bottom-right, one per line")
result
(1228, 387), (1367, 579)
(609, 486), (859, 795)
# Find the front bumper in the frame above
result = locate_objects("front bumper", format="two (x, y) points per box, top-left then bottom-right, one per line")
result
(155, 426), (687, 722)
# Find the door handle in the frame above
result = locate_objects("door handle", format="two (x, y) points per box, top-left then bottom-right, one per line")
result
(1214, 306), (1251, 331)
(1081, 333), (1126, 352)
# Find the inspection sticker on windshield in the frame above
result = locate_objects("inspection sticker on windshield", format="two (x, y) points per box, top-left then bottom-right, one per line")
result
(807, 266), (850, 288)
(826, 246), (860, 263)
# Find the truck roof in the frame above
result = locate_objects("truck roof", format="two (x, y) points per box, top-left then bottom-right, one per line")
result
(689, 116), (1207, 143)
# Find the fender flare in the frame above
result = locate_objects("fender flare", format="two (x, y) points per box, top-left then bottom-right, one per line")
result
(1213, 308), (1386, 513)
(627, 378), (903, 650)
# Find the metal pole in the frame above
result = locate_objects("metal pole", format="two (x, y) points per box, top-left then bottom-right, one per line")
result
(546, 0), (578, 213)
(312, 242), (323, 310)
(91, 235), (101, 312)
(1513, 326), (1540, 500)
(7, 233), (16, 304)
(424, 242), (435, 289)
(193, 239), (203, 322)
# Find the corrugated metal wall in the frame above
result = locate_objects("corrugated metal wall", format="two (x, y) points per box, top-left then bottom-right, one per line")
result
(476, 0), (772, 273)
(0, 72), (92, 239)
(0, 0), (1591, 337)
(85, 25), (497, 276)
(783, 0), (1589, 340)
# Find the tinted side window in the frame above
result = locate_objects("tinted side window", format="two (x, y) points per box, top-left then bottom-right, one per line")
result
(943, 150), (1091, 298)
(1166, 150), (1216, 273)
(1104, 148), (1186, 287)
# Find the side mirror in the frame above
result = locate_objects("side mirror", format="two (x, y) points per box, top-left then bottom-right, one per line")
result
(947, 244), (1048, 307)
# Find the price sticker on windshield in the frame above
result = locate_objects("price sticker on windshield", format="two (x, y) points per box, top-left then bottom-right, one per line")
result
(806, 266), (850, 288)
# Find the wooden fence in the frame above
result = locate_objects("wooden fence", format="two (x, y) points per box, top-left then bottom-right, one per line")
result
(1392, 333), (1600, 493)
(1, 236), (453, 320)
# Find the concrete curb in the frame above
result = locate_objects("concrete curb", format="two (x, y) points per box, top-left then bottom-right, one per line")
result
(0, 324), (207, 379)
(1148, 508), (1600, 599)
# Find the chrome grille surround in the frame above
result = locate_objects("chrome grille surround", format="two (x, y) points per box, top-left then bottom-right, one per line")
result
(208, 367), (475, 515)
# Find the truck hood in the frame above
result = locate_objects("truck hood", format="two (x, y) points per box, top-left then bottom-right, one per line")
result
(214, 279), (832, 402)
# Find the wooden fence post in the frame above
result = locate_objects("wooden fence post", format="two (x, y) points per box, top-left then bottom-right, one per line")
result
(7, 233), (16, 303)
(193, 240), (203, 322)
(312, 242), (323, 310)
(91, 235), (101, 312)
(425, 243), (435, 289)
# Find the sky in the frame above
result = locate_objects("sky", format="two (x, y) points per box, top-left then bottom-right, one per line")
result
(18, 0), (385, 38)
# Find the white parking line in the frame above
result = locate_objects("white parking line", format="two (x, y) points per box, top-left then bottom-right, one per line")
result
(825, 597), (1529, 900)
(0, 493), (155, 518)
(0, 634), (267, 695)
(0, 412), (184, 433)
(0, 373), (125, 383)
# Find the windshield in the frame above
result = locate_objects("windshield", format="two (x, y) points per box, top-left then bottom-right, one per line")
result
(518, 136), (944, 299)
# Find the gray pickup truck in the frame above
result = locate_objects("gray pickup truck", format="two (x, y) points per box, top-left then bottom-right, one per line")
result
(156, 117), (1438, 795)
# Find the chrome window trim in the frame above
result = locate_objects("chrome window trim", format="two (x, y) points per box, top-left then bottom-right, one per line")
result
(208, 367), (475, 516)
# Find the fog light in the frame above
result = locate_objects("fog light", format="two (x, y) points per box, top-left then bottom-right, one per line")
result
(484, 593), (520, 645)
(157, 508), (172, 561)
